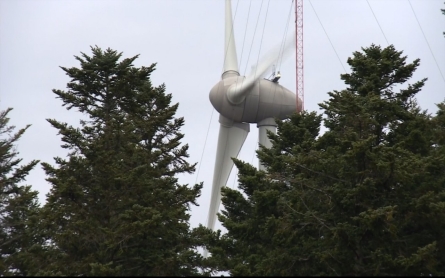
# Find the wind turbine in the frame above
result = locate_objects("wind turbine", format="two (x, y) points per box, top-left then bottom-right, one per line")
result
(206, 0), (303, 236)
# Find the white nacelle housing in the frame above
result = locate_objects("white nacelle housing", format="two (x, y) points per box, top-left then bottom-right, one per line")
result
(209, 75), (302, 123)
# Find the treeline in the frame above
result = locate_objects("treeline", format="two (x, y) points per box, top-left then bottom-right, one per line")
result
(1, 44), (444, 276)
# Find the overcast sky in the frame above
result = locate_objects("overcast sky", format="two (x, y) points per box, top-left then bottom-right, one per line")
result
(1, 0), (444, 231)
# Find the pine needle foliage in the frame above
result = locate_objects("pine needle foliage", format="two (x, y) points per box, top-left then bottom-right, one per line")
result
(199, 44), (445, 276)
(38, 47), (205, 276)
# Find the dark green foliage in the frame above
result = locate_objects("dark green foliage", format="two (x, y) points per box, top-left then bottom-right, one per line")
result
(201, 44), (445, 275)
(0, 108), (41, 276)
(39, 47), (205, 276)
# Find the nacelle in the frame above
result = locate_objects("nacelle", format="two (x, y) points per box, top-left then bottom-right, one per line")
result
(209, 76), (302, 123)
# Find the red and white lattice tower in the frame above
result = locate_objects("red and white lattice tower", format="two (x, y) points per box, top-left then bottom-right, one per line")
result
(295, 0), (304, 111)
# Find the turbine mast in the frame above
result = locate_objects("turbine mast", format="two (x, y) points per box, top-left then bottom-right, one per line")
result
(223, 0), (239, 79)
(295, 0), (304, 111)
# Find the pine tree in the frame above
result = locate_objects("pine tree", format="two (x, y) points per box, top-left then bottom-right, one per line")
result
(199, 44), (445, 275)
(0, 108), (41, 276)
(38, 47), (205, 276)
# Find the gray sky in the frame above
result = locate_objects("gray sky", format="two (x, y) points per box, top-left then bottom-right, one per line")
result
(1, 0), (444, 232)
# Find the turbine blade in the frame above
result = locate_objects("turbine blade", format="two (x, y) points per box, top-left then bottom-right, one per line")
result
(227, 32), (296, 104)
(206, 115), (249, 232)
(204, 116), (249, 258)
(222, 0), (239, 79)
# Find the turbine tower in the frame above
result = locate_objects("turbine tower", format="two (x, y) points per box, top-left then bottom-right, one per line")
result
(206, 0), (303, 235)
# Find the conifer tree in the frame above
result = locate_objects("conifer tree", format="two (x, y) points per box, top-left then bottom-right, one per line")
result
(39, 47), (205, 276)
(0, 108), (41, 276)
(199, 44), (445, 276)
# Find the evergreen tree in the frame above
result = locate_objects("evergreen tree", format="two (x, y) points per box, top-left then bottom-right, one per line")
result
(199, 44), (445, 276)
(0, 108), (41, 276)
(38, 47), (205, 276)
